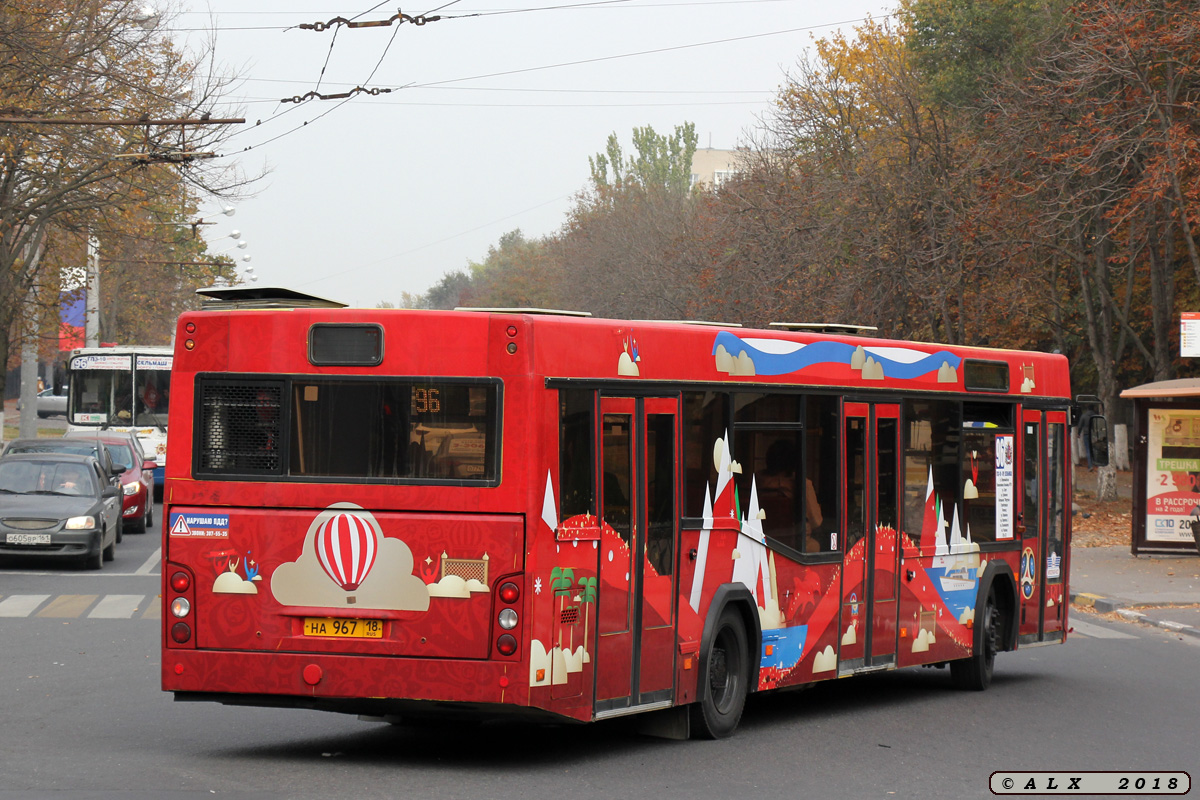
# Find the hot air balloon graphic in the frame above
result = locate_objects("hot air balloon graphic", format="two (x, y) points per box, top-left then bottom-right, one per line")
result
(314, 510), (378, 591)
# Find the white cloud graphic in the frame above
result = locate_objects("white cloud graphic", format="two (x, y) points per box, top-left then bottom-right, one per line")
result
(530, 640), (552, 687)
(271, 503), (430, 612)
(812, 645), (837, 673)
(427, 574), (489, 598)
(213, 571), (258, 594)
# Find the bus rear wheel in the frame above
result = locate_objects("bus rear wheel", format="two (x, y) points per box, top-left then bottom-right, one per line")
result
(691, 607), (749, 739)
(951, 586), (1000, 691)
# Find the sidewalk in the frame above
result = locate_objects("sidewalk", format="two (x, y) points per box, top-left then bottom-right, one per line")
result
(1070, 546), (1200, 638)
(1069, 463), (1200, 638)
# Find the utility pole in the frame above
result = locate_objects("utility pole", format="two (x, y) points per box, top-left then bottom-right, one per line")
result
(18, 239), (44, 439)
(86, 235), (100, 347)
(19, 290), (39, 439)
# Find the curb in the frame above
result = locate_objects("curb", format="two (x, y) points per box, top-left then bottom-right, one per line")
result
(1071, 592), (1125, 613)
(1114, 609), (1200, 640)
(1071, 592), (1200, 640)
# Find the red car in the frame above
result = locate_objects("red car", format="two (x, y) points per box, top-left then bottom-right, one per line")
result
(66, 435), (155, 533)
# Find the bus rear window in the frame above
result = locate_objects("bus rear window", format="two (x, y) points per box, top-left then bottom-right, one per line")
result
(195, 377), (500, 484)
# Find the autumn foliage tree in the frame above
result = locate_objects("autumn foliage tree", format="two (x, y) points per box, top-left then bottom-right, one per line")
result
(0, 0), (248, 397)
(424, 0), (1199, 487)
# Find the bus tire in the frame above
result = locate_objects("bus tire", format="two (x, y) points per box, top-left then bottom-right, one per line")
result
(951, 586), (1000, 691)
(690, 606), (749, 739)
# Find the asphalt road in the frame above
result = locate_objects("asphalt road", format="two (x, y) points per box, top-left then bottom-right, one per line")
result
(0, 516), (1197, 800)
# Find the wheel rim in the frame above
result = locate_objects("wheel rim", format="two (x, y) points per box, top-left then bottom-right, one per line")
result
(708, 625), (741, 713)
(982, 595), (999, 668)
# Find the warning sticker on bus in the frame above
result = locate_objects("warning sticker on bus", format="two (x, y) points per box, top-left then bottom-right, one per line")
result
(169, 513), (231, 538)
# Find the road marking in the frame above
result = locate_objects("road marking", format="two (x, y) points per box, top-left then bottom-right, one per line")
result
(87, 594), (146, 619)
(36, 594), (99, 618)
(0, 570), (158, 577)
(142, 600), (160, 620)
(1070, 619), (1138, 639)
(134, 547), (161, 576)
(0, 594), (51, 617)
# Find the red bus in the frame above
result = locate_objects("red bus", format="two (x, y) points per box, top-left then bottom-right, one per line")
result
(161, 288), (1106, 738)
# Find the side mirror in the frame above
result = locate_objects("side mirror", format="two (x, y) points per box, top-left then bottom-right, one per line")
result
(102, 486), (120, 498)
(1088, 415), (1110, 468)
(143, 460), (158, 471)
(110, 463), (124, 475)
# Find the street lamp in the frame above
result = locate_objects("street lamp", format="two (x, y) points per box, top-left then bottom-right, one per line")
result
(132, 4), (160, 30)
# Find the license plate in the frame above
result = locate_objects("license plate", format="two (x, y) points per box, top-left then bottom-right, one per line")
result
(303, 617), (383, 639)
(6, 533), (50, 545)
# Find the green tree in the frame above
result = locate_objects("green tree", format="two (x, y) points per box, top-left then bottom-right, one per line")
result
(588, 123), (698, 196)
(549, 566), (575, 649)
(905, 0), (1063, 108)
(466, 229), (561, 309)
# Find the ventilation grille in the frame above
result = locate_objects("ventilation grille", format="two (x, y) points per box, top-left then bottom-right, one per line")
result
(198, 382), (283, 474)
(2, 519), (56, 530)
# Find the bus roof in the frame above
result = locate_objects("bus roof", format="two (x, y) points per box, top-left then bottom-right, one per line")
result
(176, 305), (1072, 400)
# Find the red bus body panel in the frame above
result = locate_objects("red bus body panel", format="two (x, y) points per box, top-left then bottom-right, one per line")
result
(163, 306), (1073, 724)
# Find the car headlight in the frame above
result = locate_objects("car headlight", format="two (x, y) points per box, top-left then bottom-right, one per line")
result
(123, 483), (140, 495)
(65, 516), (97, 530)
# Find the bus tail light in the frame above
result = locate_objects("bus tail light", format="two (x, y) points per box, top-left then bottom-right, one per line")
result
(491, 573), (524, 660)
(166, 562), (196, 649)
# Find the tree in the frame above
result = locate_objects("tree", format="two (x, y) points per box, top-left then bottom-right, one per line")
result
(557, 123), (705, 319)
(465, 229), (561, 309)
(588, 123), (698, 197)
(0, 0), (248, 399)
(416, 269), (475, 310)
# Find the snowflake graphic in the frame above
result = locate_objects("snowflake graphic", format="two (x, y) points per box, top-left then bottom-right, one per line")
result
(534, 577), (542, 595)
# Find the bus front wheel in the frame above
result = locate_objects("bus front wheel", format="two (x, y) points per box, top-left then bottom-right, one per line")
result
(951, 586), (1000, 691)
(691, 607), (749, 739)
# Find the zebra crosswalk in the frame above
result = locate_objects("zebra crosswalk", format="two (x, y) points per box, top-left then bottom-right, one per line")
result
(0, 593), (1140, 636)
(0, 593), (160, 619)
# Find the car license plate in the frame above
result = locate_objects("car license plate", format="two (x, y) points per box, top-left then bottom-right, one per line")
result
(303, 617), (383, 639)
(6, 533), (50, 545)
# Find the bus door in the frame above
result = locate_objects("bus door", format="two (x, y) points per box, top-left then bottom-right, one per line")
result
(839, 402), (901, 672)
(594, 396), (679, 714)
(1019, 410), (1068, 643)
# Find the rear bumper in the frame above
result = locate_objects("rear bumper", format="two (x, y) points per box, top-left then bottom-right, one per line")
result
(161, 649), (544, 718)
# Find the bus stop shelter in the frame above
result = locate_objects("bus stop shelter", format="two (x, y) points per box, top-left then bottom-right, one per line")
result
(1121, 378), (1200, 555)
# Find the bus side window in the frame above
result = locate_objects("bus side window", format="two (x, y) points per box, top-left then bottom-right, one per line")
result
(559, 390), (595, 519)
(805, 395), (840, 553)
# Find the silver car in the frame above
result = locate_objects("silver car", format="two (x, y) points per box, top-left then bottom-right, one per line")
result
(15, 388), (68, 418)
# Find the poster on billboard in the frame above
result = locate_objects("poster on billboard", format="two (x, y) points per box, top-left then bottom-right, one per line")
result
(1182, 312), (1200, 358)
(1145, 408), (1200, 543)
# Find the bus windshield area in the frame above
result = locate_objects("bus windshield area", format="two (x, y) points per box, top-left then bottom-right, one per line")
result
(69, 369), (133, 425)
(135, 368), (170, 427)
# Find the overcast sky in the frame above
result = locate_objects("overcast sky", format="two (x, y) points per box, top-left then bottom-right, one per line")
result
(177, 0), (896, 307)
